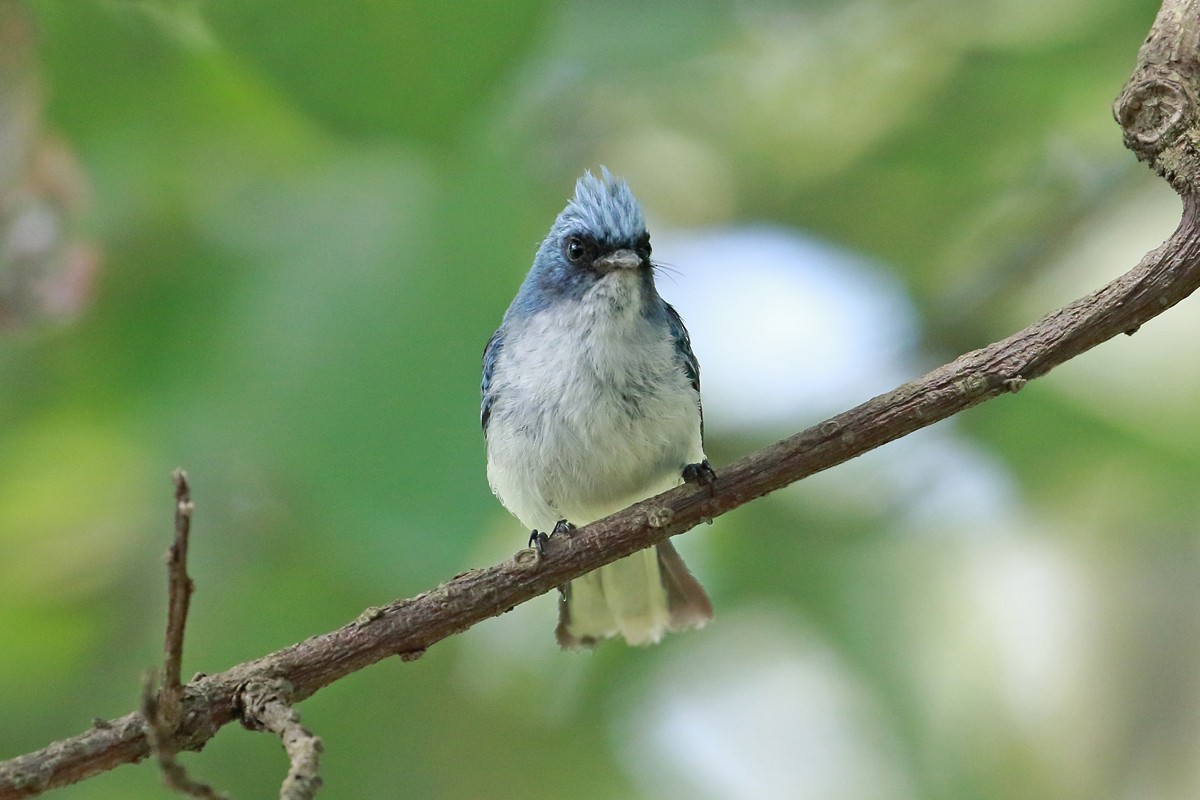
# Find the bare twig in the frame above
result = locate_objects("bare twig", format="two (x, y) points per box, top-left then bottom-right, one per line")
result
(138, 471), (226, 799)
(239, 680), (323, 800)
(0, 1), (1196, 797)
(164, 469), (196, 697)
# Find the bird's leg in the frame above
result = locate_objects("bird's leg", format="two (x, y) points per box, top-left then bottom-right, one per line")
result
(682, 459), (717, 495)
(551, 519), (576, 537)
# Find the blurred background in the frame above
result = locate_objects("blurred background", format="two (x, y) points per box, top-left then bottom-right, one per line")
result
(0, 0), (1190, 798)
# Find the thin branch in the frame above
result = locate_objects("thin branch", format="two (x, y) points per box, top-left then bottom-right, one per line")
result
(238, 680), (323, 800)
(140, 470), (226, 799)
(164, 469), (196, 696)
(0, 1), (1196, 797)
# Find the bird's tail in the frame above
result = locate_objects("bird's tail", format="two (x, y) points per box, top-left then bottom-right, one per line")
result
(555, 541), (712, 649)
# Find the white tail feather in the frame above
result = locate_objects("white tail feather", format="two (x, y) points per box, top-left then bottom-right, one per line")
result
(556, 543), (712, 648)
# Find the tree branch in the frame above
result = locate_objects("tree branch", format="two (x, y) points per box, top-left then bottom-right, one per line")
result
(1, 1), (1197, 797)
(163, 469), (196, 699)
(238, 680), (323, 800)
(140, 677), (225, 800)
(139, 471), (227, 799)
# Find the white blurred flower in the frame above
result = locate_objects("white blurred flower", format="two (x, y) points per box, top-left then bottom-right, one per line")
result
(655, 226), (918, 429)
(618, 613), (916, 800)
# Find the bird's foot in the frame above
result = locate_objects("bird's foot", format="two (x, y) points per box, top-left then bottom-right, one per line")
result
(528, 520), (576, 557)
(528, 529), (549, 555)
(682, 459), (717, 495)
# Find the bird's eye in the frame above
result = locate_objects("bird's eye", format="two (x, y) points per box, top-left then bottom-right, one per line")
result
(565, 236), (586, 263)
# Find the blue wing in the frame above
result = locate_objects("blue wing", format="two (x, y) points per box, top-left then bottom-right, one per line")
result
(664, 302), (705, 440)
(481, 328), (504, 435)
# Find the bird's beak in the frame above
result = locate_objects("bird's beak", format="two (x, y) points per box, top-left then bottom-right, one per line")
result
(592, 249), (643, 274)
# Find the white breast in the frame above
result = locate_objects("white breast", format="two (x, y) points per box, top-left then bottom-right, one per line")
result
(485, 276), (704, 531)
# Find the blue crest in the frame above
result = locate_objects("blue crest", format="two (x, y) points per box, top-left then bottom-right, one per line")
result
(553, 166), (646, 246)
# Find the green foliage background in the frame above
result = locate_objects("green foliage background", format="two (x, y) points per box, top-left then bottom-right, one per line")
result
(1, 1), (1191, 798)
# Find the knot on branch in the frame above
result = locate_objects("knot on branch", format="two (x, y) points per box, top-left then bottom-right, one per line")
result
(1116, 70), (1200, 191)
(236, 678), (297, 731)
(1117, 74), (1193, 147)
(141, 673), (227, 800)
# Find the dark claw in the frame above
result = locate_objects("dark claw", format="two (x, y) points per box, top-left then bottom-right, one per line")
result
(529, 520), (576, 557)
(682, 459), (717, 495)
(528, 529), (549, 555)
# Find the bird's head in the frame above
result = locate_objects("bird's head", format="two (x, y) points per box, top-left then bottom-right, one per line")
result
(513, 168), (656, 313)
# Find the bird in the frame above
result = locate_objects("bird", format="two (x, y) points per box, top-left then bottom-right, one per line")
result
(481, 167), (714, 648)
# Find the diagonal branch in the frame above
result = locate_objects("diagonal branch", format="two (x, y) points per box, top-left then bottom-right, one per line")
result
(1, 1), (1198, 797)
(3, 199), (1198, 798)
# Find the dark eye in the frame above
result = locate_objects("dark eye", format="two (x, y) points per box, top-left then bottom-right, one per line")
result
(564, 236), (586, 263)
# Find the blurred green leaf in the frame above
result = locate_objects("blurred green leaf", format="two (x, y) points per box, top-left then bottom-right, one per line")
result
(203, 0), (555, 145)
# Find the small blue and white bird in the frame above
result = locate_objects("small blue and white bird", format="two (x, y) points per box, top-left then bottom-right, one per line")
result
(481, 168), (714, 648)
